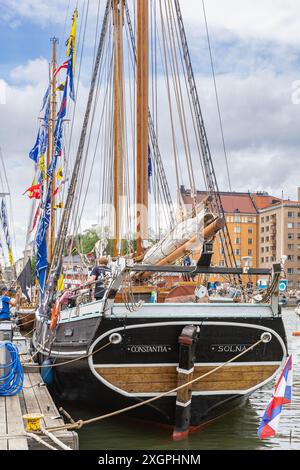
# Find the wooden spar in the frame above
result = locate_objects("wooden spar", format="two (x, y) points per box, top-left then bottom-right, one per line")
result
(136, 0), (149, 257)
(113, 0), (125, 257)
(139, 217), (225, 279)
(50, 37), (58, 262)
(155, 217), (225, 266)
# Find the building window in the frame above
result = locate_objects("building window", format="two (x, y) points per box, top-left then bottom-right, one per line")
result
(261, 257), (265, 263)
(298, 213), (300, 218)
(220, 260), (225, 267)
(261, 217), (264, 223)
(265, 257), (269, 263)
(261, 247), (264, 253)
(234, 249), (240, 256)
(288, 244), (293, 250)
(288, 255), (294, 261)
(248, 238), (253, 245)
(288, 212), (295, 218)
(298, 223), (300, 229)
(234, 216), (241, 223)
(266, 226), (269, 232)
(287, 268), (294, 274)
(248, 250), (253, 256)
(266, 236), (269, 242)
(288, 223), (294, 229)
(266, 216), (269, 222)
(266, 246), (269, 252)
(248, 228), (253, 234)
(247, 217), (253, 223)
(288, 233), (294, 240)
(235, 238), (241, 245)
(236, 260), (241, 268)
(234, 227), (241, 234)
(261, 237), (264, 243)
(261, 227), (264, 233)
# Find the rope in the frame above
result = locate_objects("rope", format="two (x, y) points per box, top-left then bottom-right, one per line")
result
(0, 342), (24, 396)
(21, 342), (111, 369)
(24, 432), (57, 450)
(45, 337), (264, 432)
(40, 427), (72, 450)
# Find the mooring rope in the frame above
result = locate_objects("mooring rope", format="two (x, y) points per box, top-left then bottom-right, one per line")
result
(21, 342), (111, 369)
(44, 337), (265, 432)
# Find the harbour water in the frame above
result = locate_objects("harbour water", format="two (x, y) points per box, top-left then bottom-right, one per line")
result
(60, 309), (300, 450)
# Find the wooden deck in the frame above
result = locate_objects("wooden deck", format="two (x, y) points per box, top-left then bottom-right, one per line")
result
(0, 359), (79, 450)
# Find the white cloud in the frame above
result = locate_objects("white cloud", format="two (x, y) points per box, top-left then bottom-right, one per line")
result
(181, 0), (300, 46)
(10, 57), (49, 84)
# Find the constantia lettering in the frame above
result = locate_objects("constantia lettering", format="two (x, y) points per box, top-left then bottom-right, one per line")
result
(126, 345), (172, 353)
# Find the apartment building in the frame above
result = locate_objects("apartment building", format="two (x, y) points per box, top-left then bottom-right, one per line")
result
(181, 187), (300, 290)
(180, 188), (259, 269)
(257, 199), (300, 290)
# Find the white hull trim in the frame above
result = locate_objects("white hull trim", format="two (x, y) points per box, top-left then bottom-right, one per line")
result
(88, 321), (287, 398)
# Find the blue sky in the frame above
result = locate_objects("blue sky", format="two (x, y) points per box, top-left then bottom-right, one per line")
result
(1, 0), (300, 261)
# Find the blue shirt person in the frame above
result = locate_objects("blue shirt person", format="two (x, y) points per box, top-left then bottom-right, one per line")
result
(0, 288), (18, 321)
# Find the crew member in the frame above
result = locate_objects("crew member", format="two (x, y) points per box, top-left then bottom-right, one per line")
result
(0, 287), (19, 321)
(83, 257), (112, 300)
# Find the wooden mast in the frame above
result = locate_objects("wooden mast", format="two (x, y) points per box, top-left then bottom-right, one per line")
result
(50, 37), (58, 262)
(113, 0), (125, 257)
(136, 0), (149, 257)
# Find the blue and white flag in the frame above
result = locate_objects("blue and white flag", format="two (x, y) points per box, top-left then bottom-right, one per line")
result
(29, 129), (41, 163)
(35, 188), (51, 298)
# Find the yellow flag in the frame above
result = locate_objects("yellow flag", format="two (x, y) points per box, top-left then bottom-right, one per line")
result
(66, 9), (78, 69)
(56, 167), (63, 181)
(54, 202), (64, 210)
(39, 155), (46, 180)
(57, 273), (65, 292)
(9, 248), (14, 268)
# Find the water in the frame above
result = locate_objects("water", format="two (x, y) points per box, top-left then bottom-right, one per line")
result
(62, 309), (300, 450)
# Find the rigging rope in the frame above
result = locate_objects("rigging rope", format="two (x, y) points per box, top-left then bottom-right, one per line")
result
(201, 0), (232, 193)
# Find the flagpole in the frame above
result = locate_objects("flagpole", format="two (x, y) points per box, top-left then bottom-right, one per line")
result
(50, 37), (58, 263)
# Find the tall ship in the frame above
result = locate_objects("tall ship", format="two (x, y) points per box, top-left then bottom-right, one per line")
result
(28, 1), (287, 439)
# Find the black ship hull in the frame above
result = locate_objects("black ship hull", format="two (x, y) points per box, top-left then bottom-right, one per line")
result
(33, 302), (287, 429)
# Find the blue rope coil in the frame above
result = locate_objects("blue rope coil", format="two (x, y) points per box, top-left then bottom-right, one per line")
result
(0, 342), (24, 396)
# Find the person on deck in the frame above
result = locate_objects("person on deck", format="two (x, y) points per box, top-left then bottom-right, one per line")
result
(0, 287), (19, 321)
(82, 257), (112, 301)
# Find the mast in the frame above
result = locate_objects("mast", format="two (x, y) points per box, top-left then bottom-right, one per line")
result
(136, 0), (149, 257)
(50, 37), (58, 262)
(47, 37), (58, 264)
(113, 0), (125, 257)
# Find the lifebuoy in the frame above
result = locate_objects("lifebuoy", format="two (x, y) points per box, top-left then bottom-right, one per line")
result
(50, 300), (61, 331)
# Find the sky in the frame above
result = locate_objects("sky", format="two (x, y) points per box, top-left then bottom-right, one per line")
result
(1, 0), (300, 261)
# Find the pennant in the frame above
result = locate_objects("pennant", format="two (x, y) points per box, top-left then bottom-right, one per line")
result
(24, 183), (41, 200)
(0, 199), (14, 268)
(57, 273), (65, 292)
(29, 130), (40, 163)
(57, 167), (63, 181)
(56, 81), (66, 92)
(53, 60), (68, 79)
(17, 259), (33, 303)
(40, 86), (50, 112)
(38, 155), (46, 180)
(67, 45), (75, 101)
(54, 202), (64, 210)
(66, 9), (78, 69)
(35, 187), (51, 298)
(30, 204), (40, 233)
(258, 355), (293, 439)
(148, 146), (153, 193)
